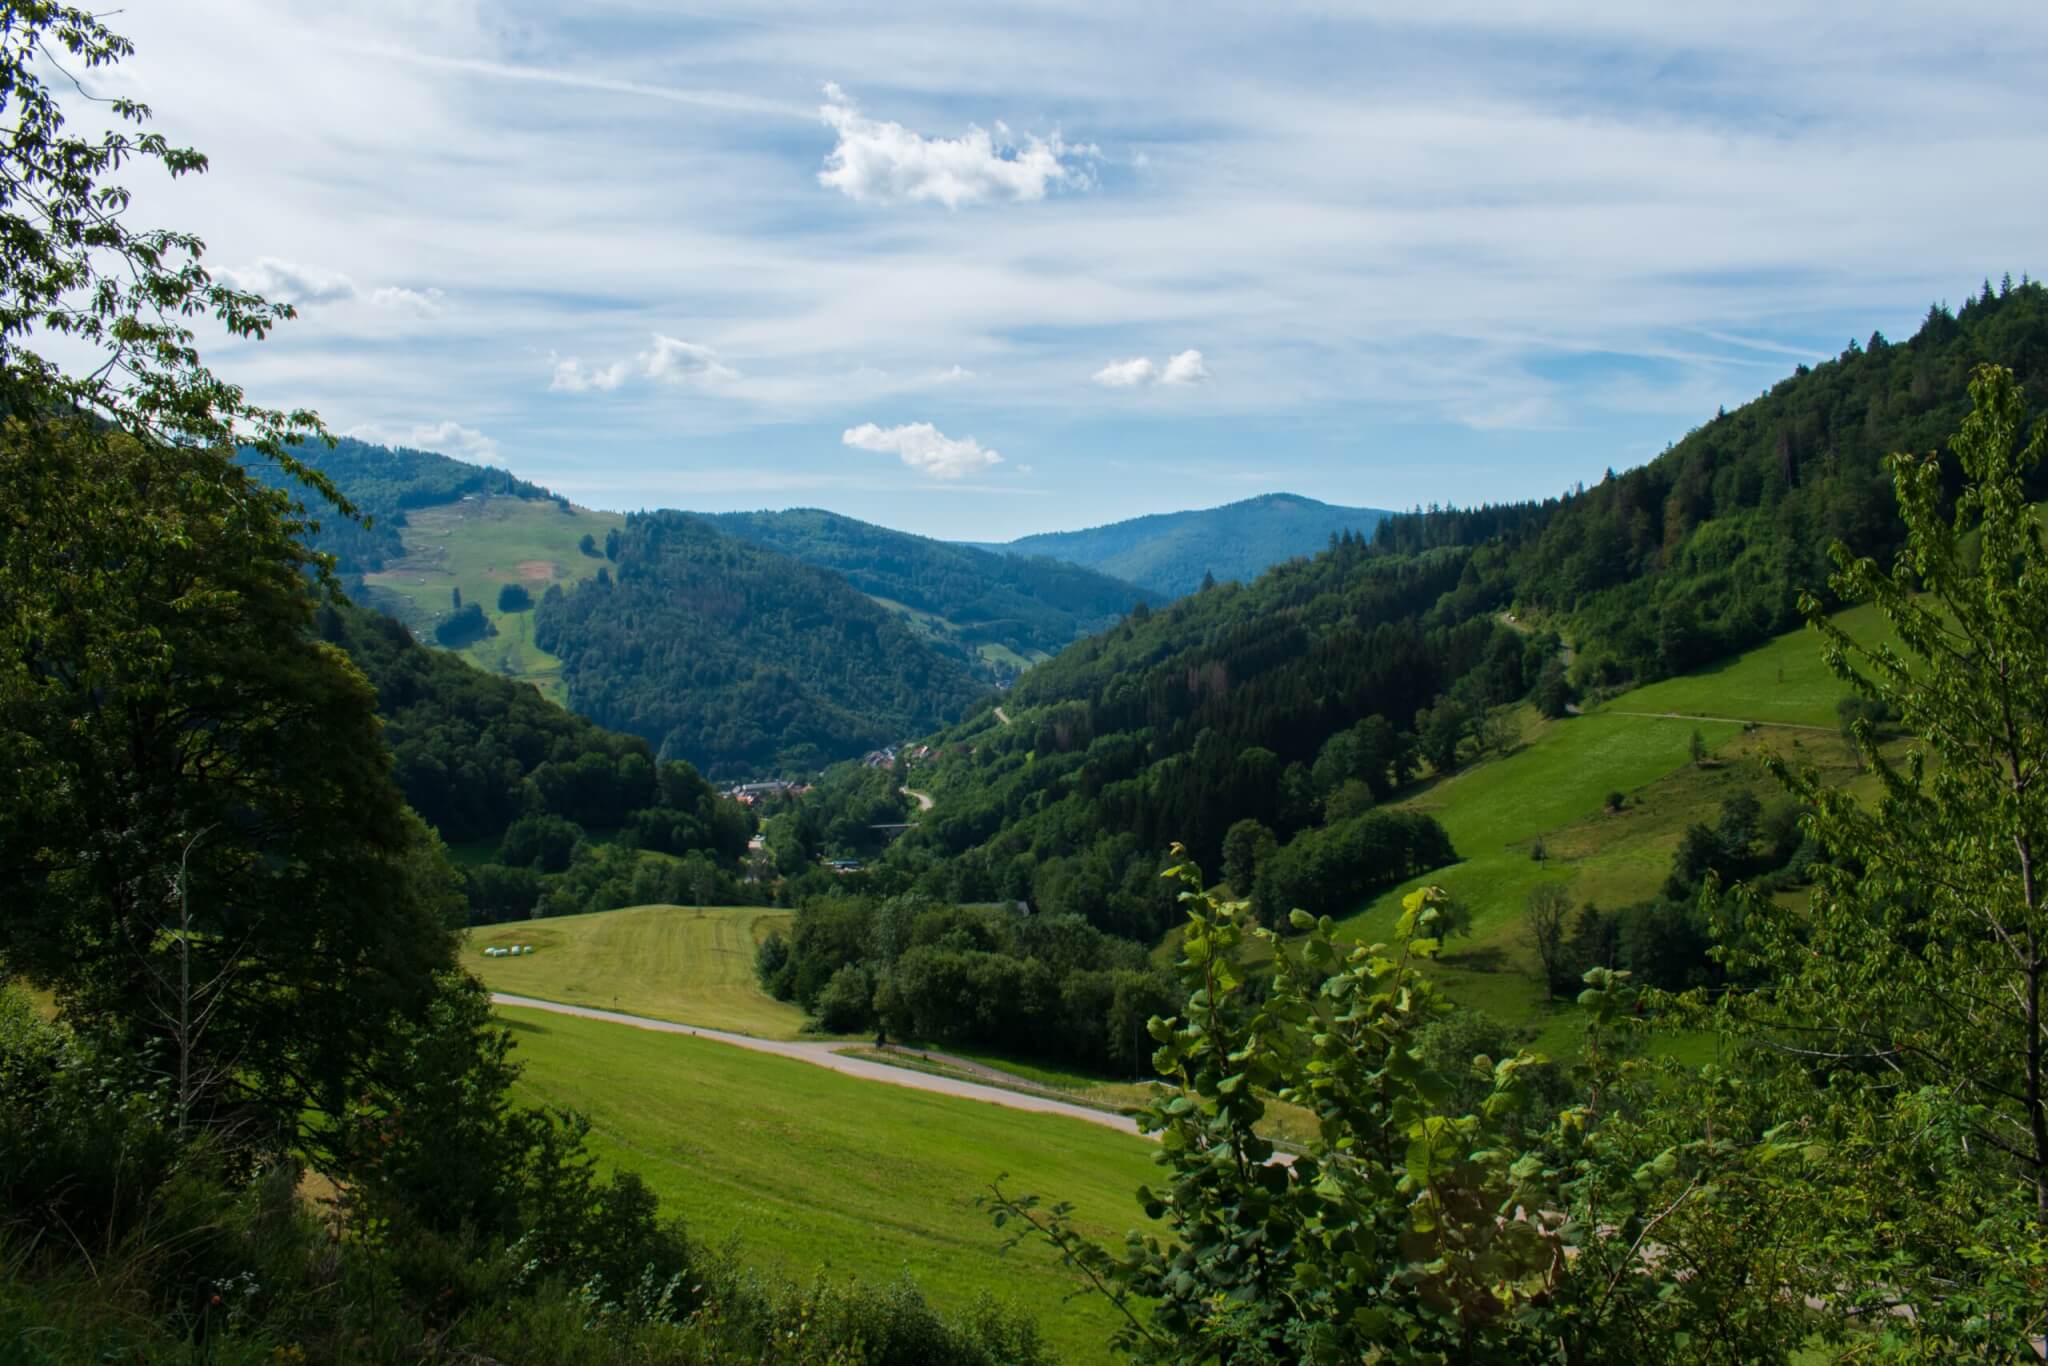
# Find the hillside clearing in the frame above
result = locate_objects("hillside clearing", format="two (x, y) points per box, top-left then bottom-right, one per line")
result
(469, 903), (804, 1040)
(359, 495), (624, 703)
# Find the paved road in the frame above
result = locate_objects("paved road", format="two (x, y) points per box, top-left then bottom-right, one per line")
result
(993, 705), (1012, 726)
(490, 993), (1148, 1138)
(900, 785), (935, 812)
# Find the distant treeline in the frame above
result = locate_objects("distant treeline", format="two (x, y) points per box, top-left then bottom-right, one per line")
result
(242, 435), (564, 572)
(759, 894), (1180, 1075)
(706, 507), (1150, 660)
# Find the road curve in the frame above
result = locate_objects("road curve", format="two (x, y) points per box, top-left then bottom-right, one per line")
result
(490, 993), (1147, 1138)
(900, 785), (935, 812)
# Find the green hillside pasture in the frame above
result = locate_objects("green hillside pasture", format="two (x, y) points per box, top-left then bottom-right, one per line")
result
(1331, 611), (1900, 1049)
(469, 903), (805, 1040)
(498, 1006), (1157, 1363)
(1594, 602), (1890, 728)
(359, 496), (624, 702)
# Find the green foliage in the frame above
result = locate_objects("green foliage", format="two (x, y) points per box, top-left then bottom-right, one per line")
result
(534, 511), (989, 777)
(989, 492), (1389, 598)
(1250, 807), (1457, 922)
(1731, 363), (2048, 1349)
(0, 3), (321, 470)
(314, 599), (750, 916)
(0, 426), (456, 1145)
(433, 598), (495, 646)
(499, 581), (535, 612)
(988, 869), (1564, 1361)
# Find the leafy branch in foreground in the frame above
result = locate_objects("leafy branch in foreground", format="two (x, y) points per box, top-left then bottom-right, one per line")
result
(0, 3), (330, 484)
(986, 862), (1564, 1363)
(1728, 362), (2048, 1353)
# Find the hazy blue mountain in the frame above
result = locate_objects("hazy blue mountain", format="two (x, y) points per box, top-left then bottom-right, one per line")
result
(969, 492), (1390, 597)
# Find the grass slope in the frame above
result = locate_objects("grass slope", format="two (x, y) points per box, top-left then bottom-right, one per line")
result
(497, 1006), (1156, 1363)
(469, 904), (805, 1040)
(1330, 606), (1893, 1051)
(360, 496), (624, 703)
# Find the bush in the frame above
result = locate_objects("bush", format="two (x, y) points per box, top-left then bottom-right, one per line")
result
(499, 581), (534, 612)
(814, 963), (875, 1033)
(435, 601), (495, 646)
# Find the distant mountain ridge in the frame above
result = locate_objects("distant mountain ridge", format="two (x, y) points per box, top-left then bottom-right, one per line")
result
(969, 492), (1391, 597)
(704, 507), (1152, 678)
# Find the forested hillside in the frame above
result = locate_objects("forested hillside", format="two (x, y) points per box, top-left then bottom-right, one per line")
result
(318, 599), (755, 920)
(707, 507), (1151, 673)
(842, 541), (1520, 938)
(980, 491), (1389, 596)
(242, 435), (561, 572)
(535, 511), (990, 776)
(1376, 277), (2048, 683)
(768, 283), (2048, 1073)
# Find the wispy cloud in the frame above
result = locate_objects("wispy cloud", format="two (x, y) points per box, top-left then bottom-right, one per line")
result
(1094, 349), (1207, 388)
(220, 257), (443, 316)
(550, 335), (737, 393)
(818, 84), (1094, 208)
(1092, 356), (1155, 388)
(345, 418), (500, 461)
(843, 421), (1005, 478)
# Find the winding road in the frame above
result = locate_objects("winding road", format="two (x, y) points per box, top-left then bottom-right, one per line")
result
(490, 992), (1147, 1138)
(900, 785), (934, 812)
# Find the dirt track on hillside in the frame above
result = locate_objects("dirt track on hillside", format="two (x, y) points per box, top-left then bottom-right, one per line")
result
(490, 993), (1148, 1137)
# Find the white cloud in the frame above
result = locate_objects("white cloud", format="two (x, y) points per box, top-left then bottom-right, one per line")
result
(220, 256), (356, 305)
(818, 84), (1093, 209)
(1160, 348), (1209, 385)
(640, 333), (739, 384)
(1092, 356), (1156, 388)
(549, 355), (631, 392)
(345, 419), (501, 461)
(219, 258), (445, 318)
(548, 336), (736, 393)
(842, 421), (1004, 479)
(1094, 350), (1208, 388)
(367, 284), (447, 317)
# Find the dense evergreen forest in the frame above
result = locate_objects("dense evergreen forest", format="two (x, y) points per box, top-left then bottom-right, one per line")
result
(535, 510), (990, 776)
(979, 491), (1391, 597)
(241, 435), (561, 572)
(707, 506), (1152, 663)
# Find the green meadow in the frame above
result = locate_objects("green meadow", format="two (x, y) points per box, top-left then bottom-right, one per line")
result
(360, 496), (625, 702)
(469, 903), (805, 1040)
(497, 1005), (1158, 1363)
(1331, 605), (1893, 1050)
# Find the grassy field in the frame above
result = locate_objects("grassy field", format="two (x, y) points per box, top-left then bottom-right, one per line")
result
(360, 496), (624, 703)
(1597, 602), (1889, 728)
(497, 1005), (1157, 1363)
(1327, 608), (1892, 1053)
(469, 903), (806, 1040)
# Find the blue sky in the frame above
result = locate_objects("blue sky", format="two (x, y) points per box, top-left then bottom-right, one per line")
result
(99, 1), (2048, 540)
